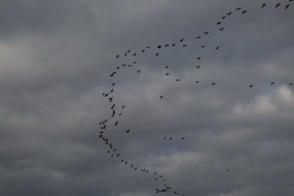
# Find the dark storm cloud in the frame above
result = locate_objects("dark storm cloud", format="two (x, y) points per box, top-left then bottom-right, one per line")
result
(0, 0), (294, 196)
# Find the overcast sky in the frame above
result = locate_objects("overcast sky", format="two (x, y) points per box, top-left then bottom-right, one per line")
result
(0, 0), (294, 196)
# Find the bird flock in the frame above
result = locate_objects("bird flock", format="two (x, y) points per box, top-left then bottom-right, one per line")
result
(98, 1), (294, 195)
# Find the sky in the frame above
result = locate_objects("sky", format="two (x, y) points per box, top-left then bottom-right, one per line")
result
(0, 0), (294, 195)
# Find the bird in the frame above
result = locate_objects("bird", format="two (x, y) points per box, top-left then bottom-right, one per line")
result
(195, 81), (199, 84)
(196, 65), (201, 69)
(204, 31), (209, 35)
(275, 3), (281, 8)
(126, 129), (130, 133)
(165, 73), (170, 77)
(181, 137), (185, 140)
(241, 10), (247, 14)
(176, 78), (180, 82)
(132, 61), (137, 64)
(141, 49), (145, 53)
(155, 53), (159, 56)
(165, 66), (169, 69)
(249, 84), (253, 88)
(285, 4), (290, 10)
(226, 11), (232, 16)
(146, 46), (150, 49)
(222, 16), (226, 19)
(261, 3), (266, 8)
(114, 121), (118, 126)
(112, 82), (116, 87)
(171, 43), (176, 47)
(160, 96), (163, 99)
(165, 44), (169, 48)
(201, 45), (205, 48)
(169, 137), (173, 140)
(180, 38), (184, 42)
(215, 46), (220, 50)
(122, 105), (126, 109)
(219, 27), (225, 31)
(197, 56), (201, 60)
(270, 81), (275, 85)
(137, 69), (141, 73)
(157, 45), (162, 49)
(226, 169), (230, 172)
(289, 82), (294, 86)
(216, 21), (221, 25)
(133, 53), (137, 56)
(196, 36), (201, 39)
(127, 49), (131, 53)
(212, 82), (216, 86)
(163, 137), (167, 140)
(235, 7), (242, 10)
(182, 44), (187, 47)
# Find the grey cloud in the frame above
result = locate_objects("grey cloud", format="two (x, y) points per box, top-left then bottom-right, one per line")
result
(0, 0), (294, 196)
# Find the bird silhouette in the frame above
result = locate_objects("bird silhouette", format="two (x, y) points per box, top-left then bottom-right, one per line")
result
(275, 3), (281, 8)
(285, 4), (290, 10)
(241, 10), (247, 14)
(261, 3), (266, 8)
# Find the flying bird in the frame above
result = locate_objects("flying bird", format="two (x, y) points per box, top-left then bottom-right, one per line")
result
(261, 3), (266, 8)
(226, 11), (232, 16)
(249, 84), (254, 88)
(241, 10), (247, 14)
(285, 4), (290, 10)
(275, 3), (281, 8)
(215, 46), (220, 50)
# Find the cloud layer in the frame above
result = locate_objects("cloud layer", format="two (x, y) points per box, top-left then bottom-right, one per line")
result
(0, 0), (294, 195)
